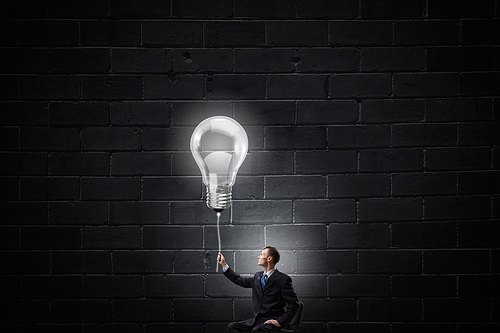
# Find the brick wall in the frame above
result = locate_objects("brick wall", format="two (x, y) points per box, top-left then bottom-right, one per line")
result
(1, 0), (499, 332)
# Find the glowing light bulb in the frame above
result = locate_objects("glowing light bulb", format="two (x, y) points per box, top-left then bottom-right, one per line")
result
(190, 116), (248, 212)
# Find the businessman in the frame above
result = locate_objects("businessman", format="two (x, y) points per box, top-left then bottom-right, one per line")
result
(217, 246), (300, 332)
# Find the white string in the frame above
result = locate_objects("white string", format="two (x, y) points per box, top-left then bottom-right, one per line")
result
(216, 211), (221, 272)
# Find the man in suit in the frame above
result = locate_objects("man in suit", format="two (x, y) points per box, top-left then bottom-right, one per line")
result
(217, 246), (300, 332)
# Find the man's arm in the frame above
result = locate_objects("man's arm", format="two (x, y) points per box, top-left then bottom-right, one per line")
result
(217, 253), (253, 288)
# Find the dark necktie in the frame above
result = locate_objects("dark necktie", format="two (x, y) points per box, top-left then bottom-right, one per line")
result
(261, 274), (267, 289)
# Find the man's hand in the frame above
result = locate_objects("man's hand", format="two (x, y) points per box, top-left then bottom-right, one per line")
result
(217, 253), (227, 267)
(264, 319), (280, 327)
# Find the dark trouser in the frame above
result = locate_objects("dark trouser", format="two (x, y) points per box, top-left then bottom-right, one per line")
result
(226, 317), (282, 332)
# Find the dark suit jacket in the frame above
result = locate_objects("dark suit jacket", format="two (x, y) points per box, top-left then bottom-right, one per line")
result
(223, 267), (300, 328)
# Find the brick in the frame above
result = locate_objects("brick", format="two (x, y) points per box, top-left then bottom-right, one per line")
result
(50, 153), (109, 176)
(328, 174), (391, 198)
(174, 299), (232, 321)
(361, 47), (425, 71)
(394, 20), (460, 45)
(22, 275), (82, 299)
(111, 153), (171, 176)
(205, 225), (264, 250)
(234, 0), (293, 18)
(174, 49), (233, 73)
(144, 226), (202, 249)
(394, 73), (458, 97)
(20, 76), (80, 100)
(234, 49), (295, 73)
(361, 99), (424, 123)
(428, 0), (496, 18)
(86, 323), (143, 333)
(1, 251), (50, 274)
(459, 72), (500, 96)
(458, 221), (499, 248)
(299, 249), (356, 275)
(330, 323), (390, 333)
(428, 148), (492, 171)
(170, 201), (227, 225)
(460, 122), (500, 145)
(170, 152), (209, 176)
(205, 22), (265, 47)
(234, 101), (295, 125)
(392, 275), (457, 297)
(233, 176), (265, 200)
(173, 251), (219, 273)
(170, 101), (233, 126)
(82, 226), (141, 249)
(330, 21), (393, 45)
(298, 48), (359, 72)
(428, 46), (494, 71)
(21, 127), (80, 151)
(82, 76), (143, 100)
(359, 198), (423, 222)
(109, 0), (171, 18)
(234, 250), (296, 274)
(52, 251), (111, 273)
(425, 195), (491, 220)
(0, 101), (47, 125)
(393, 172), (456, 196)
(46, 0), (108, 18)
(359, 250), (421, 273)
(112, 49), (171, 73)
(0, 276), (20, 299)
(0, 226), (19, 249)
(0, 127), (18, 150)
(359, 149), (423, 172)
(267, 225), (326, 249)
(425, 98), (493, 122)
(0, 48), (48, 73)
(110, 202), (169, 225)
(20, 177), (80, 200)
(206, 74), (266, 99)
(50, 48), (110, 73)
(265, 126), (326, 149)
(458, 171), (500, 194)
(423, 250), (489, 274)
(302, 298), (357, 321)
(49, 102), (109, 126)
(147, 323), (205, 333)
(292, 276), (327, 297)
(296, 0), (359, 18)
(0, 177), (17, 201)
(17, 20), (79, 46)
(423, 298), (490, 322)
(84, 275), (143, 298)
(143, 21), (203, 46)
(143, 127), (192, 151)
(81, 21), (141, 46)
(297, 101), (358, 124)
(142, 177), (200, 200)
(52, 300), (111, 323)
(458, 323), (500, 333)
(328, 223), (390, 249)
(144, 75), (205, 99)
(206, 274), (254, 297)
(21, 226), (80, 249)
(266, 175), (326, 199)
(459, 275), (500, 298)
(1, 202), (48, 225)
(359, 298), (421, 322)
(0, 300), (49, 324)
(113, 250), (173, 273)
(296, 150), (357, 174)
(461, 19), (500, 45)
(361, 0), (426, 18)
(329, 275), (390, 297)
(295, 199), (356, 223)
(172, 0), (232, 18)
(82, 127), (141, 151)
(232, 200), (293, 224)
(392, 222), (457, 248)
(81, 177), (141, 200)
(0, 152), (47, 175)
(145, 275), (204, 297)
(268, 74), (328, 99)
(49, 202), (108, 225)
(330, 73), (392, 98)
(393, 124), (457, 147)
(268, 21), (328, 46)
(0, 20), (15, 46)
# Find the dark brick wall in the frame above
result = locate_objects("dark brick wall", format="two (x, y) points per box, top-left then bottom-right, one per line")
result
(1, 0), (499, 332)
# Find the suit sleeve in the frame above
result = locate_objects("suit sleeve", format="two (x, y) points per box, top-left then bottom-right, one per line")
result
(223, 266), (253, 288)
(276, 276), (300, 327)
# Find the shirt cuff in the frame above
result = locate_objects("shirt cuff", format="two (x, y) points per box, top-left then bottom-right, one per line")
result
(222, 264), (229, 272)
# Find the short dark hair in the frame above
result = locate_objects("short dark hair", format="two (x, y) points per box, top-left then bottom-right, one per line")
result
(264, 246), (280, 265)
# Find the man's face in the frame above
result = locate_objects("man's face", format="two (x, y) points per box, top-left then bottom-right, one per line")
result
(258, 248), (270, 267)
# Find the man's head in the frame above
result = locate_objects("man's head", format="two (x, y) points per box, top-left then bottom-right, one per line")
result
(258, 246), (280, 268)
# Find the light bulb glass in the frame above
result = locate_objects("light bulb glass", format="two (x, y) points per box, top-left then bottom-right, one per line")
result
(190, 116), (248, 212)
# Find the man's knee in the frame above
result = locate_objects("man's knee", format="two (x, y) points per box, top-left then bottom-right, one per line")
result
(226, 322), (237, 332)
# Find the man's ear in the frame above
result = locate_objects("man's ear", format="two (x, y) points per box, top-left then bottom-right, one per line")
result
(268, 256), (272, 262)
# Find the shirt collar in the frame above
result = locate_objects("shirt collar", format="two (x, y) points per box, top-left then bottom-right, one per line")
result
(264, 268), (276, 278)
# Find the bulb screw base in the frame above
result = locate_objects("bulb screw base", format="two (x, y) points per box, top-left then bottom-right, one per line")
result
(206, 186), (232, 212)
